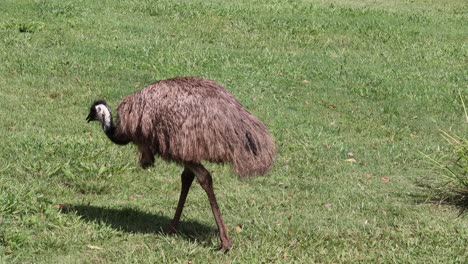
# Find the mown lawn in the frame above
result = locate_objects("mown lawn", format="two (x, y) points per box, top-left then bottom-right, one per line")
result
(0, 0), (467, 263)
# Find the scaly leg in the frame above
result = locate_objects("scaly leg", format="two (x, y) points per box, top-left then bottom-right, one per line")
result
(166, 167), (195, 234)
(186, 162), (232, 253)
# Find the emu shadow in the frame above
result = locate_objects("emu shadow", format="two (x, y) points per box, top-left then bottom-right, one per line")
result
(61, 204), (217, 241)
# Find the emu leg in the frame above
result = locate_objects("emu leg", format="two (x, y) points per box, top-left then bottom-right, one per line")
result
(137, 145), (154, 169)
(166, 168), (195, 234)
(187, 163), (232, 253)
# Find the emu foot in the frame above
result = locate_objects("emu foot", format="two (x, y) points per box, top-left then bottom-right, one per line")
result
(217, 239), (232, 254)
(164, 225), (178, 235)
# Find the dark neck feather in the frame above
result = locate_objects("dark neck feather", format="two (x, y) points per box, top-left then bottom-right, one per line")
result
(102, 108), (130, 145)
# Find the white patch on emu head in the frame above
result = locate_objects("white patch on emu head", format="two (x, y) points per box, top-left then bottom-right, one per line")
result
(95, 104), (111, 128)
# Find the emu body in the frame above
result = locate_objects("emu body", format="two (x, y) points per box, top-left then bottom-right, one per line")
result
(86, 77), (276, 252)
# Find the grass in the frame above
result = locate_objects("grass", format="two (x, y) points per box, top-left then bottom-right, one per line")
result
(0, 0), (467, 262)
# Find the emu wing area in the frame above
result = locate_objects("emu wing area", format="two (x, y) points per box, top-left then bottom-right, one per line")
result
(116, 77), (275, 177)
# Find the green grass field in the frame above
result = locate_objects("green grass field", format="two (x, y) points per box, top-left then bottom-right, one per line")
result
(1, 0), (467, 262)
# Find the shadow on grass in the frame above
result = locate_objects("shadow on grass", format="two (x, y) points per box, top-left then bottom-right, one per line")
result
(61, 204), (217, 242)
(412, 182), (468, 216)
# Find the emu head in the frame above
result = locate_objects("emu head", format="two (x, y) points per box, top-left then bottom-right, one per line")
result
(86, 100), (110, 125)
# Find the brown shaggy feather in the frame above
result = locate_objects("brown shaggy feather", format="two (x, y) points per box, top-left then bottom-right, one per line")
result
(113, 77), (276, 177)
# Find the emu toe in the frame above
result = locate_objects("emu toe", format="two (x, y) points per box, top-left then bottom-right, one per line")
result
(164, 225), (178, 235)
(218, 241), (232, 254)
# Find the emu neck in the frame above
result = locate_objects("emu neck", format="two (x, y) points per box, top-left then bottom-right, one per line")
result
(100, 106), (129, 145)
(100, 107), (113, 132)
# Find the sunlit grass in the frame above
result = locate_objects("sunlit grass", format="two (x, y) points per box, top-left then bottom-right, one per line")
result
(0, 0), (467, 262)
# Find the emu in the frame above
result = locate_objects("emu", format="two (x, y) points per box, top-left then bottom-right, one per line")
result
(86, 77), (276, 252)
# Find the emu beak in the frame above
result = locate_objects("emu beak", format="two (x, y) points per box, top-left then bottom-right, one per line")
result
(86, 113), (93, 123)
